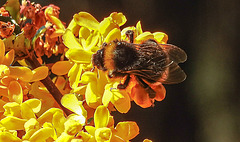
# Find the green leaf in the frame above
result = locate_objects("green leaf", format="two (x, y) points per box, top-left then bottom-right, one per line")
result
(4, 0), (20, 22)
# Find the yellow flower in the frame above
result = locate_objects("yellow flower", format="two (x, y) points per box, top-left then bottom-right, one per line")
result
(29, 82), (60, 116)
(0, 39), (48, 108)
(56, 93), (87, 141)
(58, 11), (169, 113)
(84, 105), (139, 142)
(52, 12), (130, 113)
(0, 39), (14, 66)
(0, 99), (46, 141)
(121, 21), (168, 44)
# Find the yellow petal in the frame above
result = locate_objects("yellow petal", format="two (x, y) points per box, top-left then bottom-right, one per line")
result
(76, 131), (93, 142)
(29, 82), (56, 117)
(23, 118), (39, 140)
(0, 116), (27, 130)
(43, 122), (58, 140)
(21, 102), (36, 119)
(153, 32), (168, 44)
(17, 59), (28, 67)
(95, 127), (112, 142)
(67, 19), (80, 36)
(29, 127), (55, 142)
(79, 71), (97, 84)
(110, 12), (127, 26)
(74, 12), (99, 30)
(52, 109), (66, 136)
(1, 76), (14, 86)
(71, 85), (86, 95)
(136, 21), (143, 36)
(94, 105), (109, 128)
(135, 32), (154, 43)
(112, 91), (130, 113)
(0, 85), (8, 97)
(104, 28), (121, 43)
(97, 70), (109, 94)
(49, 15), (65, 30)
(0, 39), (5, 64)
(85, 125), (96, 136)
(37, 108), (64, 125)
(79, 27), (90, 40)
(2, 49), (14, 66)
(0, 65), (10, 78)
(3, 102), (21, 117)
(85, 30), (100, 51)
(52, 61), (73, 75)
(102, 84), (113, 107)
(0, 99), (7, 112)
(8, 81), (23, 104)
(50, 29), (65, 38)
(24, 99), (41, 113)
(31, 66), (49, 82)
(63, 29), (82, 49)
(115, 121), (139, 140)
(98, 17), (119, 37)
(56, 132), (74, 141)
(65, 48), (93, 63)
(61, 94), (83, 115)
(64, 115), (85, 135)
(0, 132), (22, 142)
(85, 82), (101, 109)
(68, 63), (82, 88)
(9, 66), (33, 82)
(24, 118), (40, 132)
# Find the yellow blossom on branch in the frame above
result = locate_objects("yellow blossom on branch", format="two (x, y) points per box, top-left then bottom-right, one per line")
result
(0, 0), (186, 141)
(84, 105), (139, 142)
(0, 39), (48, 108)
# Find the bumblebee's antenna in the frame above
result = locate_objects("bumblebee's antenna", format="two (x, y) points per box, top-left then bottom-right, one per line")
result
(125, 30), (134, 43)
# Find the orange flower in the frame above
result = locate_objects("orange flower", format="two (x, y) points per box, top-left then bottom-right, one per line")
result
(0, 21), (15, 38)
(22, 23), (37, 39)
(0, 7), (9, 17)
(128, 76), (166, 108)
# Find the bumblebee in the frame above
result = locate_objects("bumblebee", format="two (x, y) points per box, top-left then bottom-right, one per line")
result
(92, 30), (187, 98)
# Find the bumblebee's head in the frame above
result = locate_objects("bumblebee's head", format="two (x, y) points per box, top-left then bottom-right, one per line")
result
(92, 48), (107, 71)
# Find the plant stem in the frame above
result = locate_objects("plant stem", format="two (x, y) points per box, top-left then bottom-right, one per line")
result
(26, 54), (72, 116)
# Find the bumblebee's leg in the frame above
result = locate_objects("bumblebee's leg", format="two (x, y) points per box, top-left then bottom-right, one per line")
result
(117, 74), (131, 89)
(125, 30), (134, 43)
(135, 76), (156, 98)
(90, 66), (95, 72)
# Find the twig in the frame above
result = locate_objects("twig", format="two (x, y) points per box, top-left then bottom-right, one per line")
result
(26, 54), (72, 116)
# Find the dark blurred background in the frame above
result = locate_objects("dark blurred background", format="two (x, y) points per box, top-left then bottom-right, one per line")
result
(1, 0), (240, 142)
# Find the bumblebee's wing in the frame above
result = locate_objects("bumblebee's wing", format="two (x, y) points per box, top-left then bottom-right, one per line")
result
(159, 44), (187, 64)
(124, 42), (187, 84)
(158, 62), (186, 84)
(158, 44), (187, 84)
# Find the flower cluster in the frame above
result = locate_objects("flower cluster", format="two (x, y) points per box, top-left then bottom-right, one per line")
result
(52, 12), (168, 110)
(0, 0), (175, 141)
